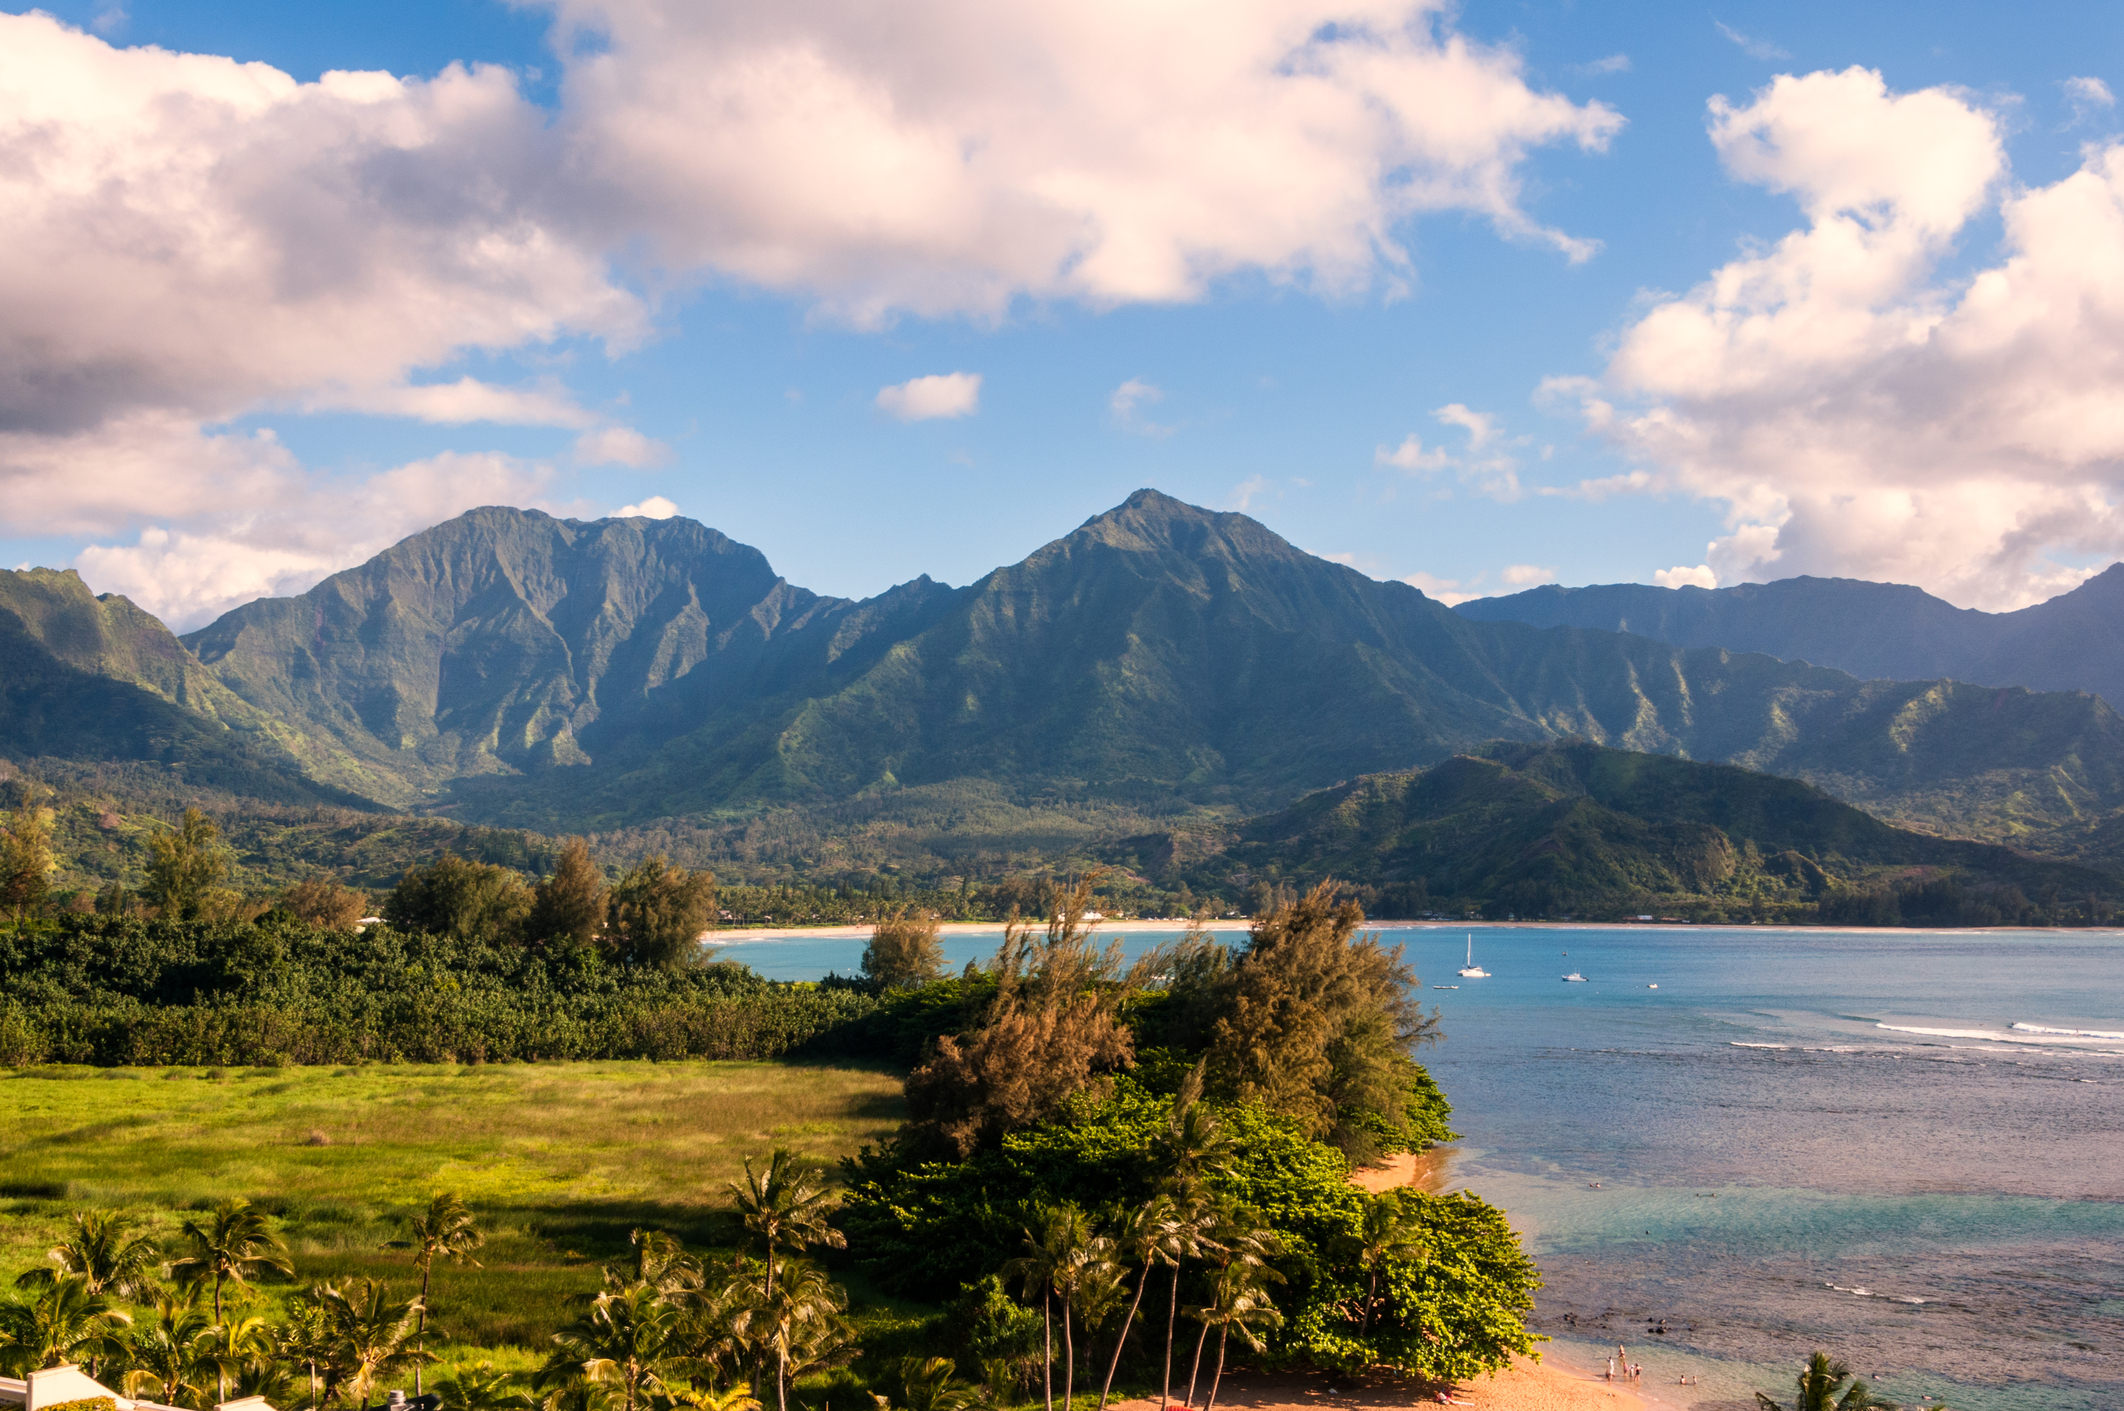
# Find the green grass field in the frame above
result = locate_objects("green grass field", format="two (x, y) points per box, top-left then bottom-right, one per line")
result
(0, 1060), (906, 1370)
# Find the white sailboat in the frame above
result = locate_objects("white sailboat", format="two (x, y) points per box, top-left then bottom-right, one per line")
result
(1458, 932), (1490, 978)
(1562, 971), (1587, 982)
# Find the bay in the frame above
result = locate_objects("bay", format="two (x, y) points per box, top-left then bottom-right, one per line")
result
(713, 923), (2124, 1411)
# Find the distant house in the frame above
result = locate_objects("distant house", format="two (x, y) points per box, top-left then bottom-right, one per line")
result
(0, 1364), (277, 1411)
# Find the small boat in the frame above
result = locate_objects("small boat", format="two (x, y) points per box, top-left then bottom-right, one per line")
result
(1562, 972), (1587, 982)
(1431, 984), (1459, 990)
(1458, 932), (1489, 978)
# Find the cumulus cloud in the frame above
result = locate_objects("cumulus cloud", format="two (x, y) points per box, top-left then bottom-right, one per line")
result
(1500, 563), (1556, 586)
(614, 494), (680, 518)
(63, 432), (564, 629)
(1654, 563), (1718, 589)
(876, 372), (982, 421)
(1559, 67), (2124, 609)
(546, 0), (1623, 321)
(574, 425), (672, 467)
(1376, 403), (1522, 499)
(1, 3), (1622, 611)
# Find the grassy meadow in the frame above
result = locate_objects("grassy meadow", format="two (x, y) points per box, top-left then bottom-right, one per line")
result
(0, 1059), (905, 1372)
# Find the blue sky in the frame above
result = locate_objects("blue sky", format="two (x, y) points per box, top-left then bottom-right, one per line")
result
(4, 0), (2123, 627)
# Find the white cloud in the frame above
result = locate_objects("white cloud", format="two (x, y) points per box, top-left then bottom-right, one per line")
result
(1376, 434), (1450, 472)
(2065, 76), (2116, 126)
(1654, 563), (1718, 589)
(1500, 563), (1556, 586)
(547, 0), (1623, 321)
(317, 378), (597, 428)
(875, 372), (982, 421)
(1558, 67), (2124, 609)
(1578, 54), (1631, 77)
(574, 425), (672, 467)
(0, 14), (638, 440)
(1376, 403), (1523, 500)
(1715, 21), (1789, 61)
(614, 494), (680, 519)
(1402, 570), (1479, 606)
(1228, 474), (1273, 512)
(62, 431), (564, 629)
(1110, 378), (1176, 437)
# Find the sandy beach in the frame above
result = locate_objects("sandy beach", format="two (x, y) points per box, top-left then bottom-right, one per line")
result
(1106, 1357), (1650, 1411)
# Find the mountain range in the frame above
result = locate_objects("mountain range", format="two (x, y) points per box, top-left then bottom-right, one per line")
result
(9, 490), (2124, 881)
(1456, 569), (2124, 710)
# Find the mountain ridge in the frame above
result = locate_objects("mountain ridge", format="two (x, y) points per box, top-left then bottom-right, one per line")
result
(1455, 567), (2124, 709)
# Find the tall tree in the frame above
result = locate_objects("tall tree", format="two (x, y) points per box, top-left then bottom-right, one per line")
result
(903, 881), (1136, 1158)
(144, 807), (228, 920)
(606, 855), (718, 967)
(1006, 1204), (1117, 1411)
(1095, 1195), (1179, 1411)
(1179, 1208), (1280, 1411)
(169, 1196), (293, 1390)
(387, 1192), (483, 1394)
(0, 800), (57, 918)
(16, 1208), (164, 1301)
(528, 838), (608, 950)
(861, 909), (946, 991)
(728, 1148), (847, 1410)
(280, 879), (369, 930)
(1204, 882), (1440, 1155)
(1191, 1263), (1283, 1411)
(384, 854), (531, 942)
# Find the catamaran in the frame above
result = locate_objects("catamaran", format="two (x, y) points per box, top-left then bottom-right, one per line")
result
(1458, 933), (1489, 978)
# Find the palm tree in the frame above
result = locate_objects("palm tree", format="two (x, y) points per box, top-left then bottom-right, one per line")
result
(728, 1149), (846, 1301)
(611, 1229), (703, 1298)
(670, 1387), (763, 1411)
(387, 1192), (484, 1394)
(206, 1310), (279, 1402)
(171, 1198), (292, 1325)
(892, 1356), (984, 1411)
(1154, 1192), (1220, 1411)
(736, 1259), (853, 1411)
(1189, 1264), (1283, 1411)
(1179, 1208), (1280, 1411)
(1349, 1194), (1426, 1334)
(1005, 1204), (1116, 1411)
(1755, 1351), (1895, 1411)
(170, 1198), (291, 1399)
(276, 1296), (334, 1411)
(122, 1288), (221, 1408)
(437, 1361), (534, 1411)
(309, 1278), (426, 1407)
(17, 1208), (164, 1301)
(0, 1274), (133, 1377)
(1096, 1195), (1179, 1411)
(539, 1282), (695, 1411)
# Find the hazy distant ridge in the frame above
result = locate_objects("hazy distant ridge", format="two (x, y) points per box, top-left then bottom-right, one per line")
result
(1455, 569), (2124, 710)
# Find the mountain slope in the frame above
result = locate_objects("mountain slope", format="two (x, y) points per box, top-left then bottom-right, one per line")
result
(0, 569), (371, 806)
(1130, 741), (2115, 922)
(1455, 567), (2124, 709)
(182, 507), (958, 806)
(468, 491), (2124, 845)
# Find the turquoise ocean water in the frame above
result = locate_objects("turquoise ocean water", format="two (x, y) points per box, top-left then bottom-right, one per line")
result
(714, 924), (2124, 1411)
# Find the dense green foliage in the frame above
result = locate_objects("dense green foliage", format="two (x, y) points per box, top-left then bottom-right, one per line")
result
(1126, 741), (2124, 923)
(841, 1079), (1522, 1381)
(0, 914), (875, 1066)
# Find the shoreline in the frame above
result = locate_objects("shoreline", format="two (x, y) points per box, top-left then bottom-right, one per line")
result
(706, 918), (2118, 942)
